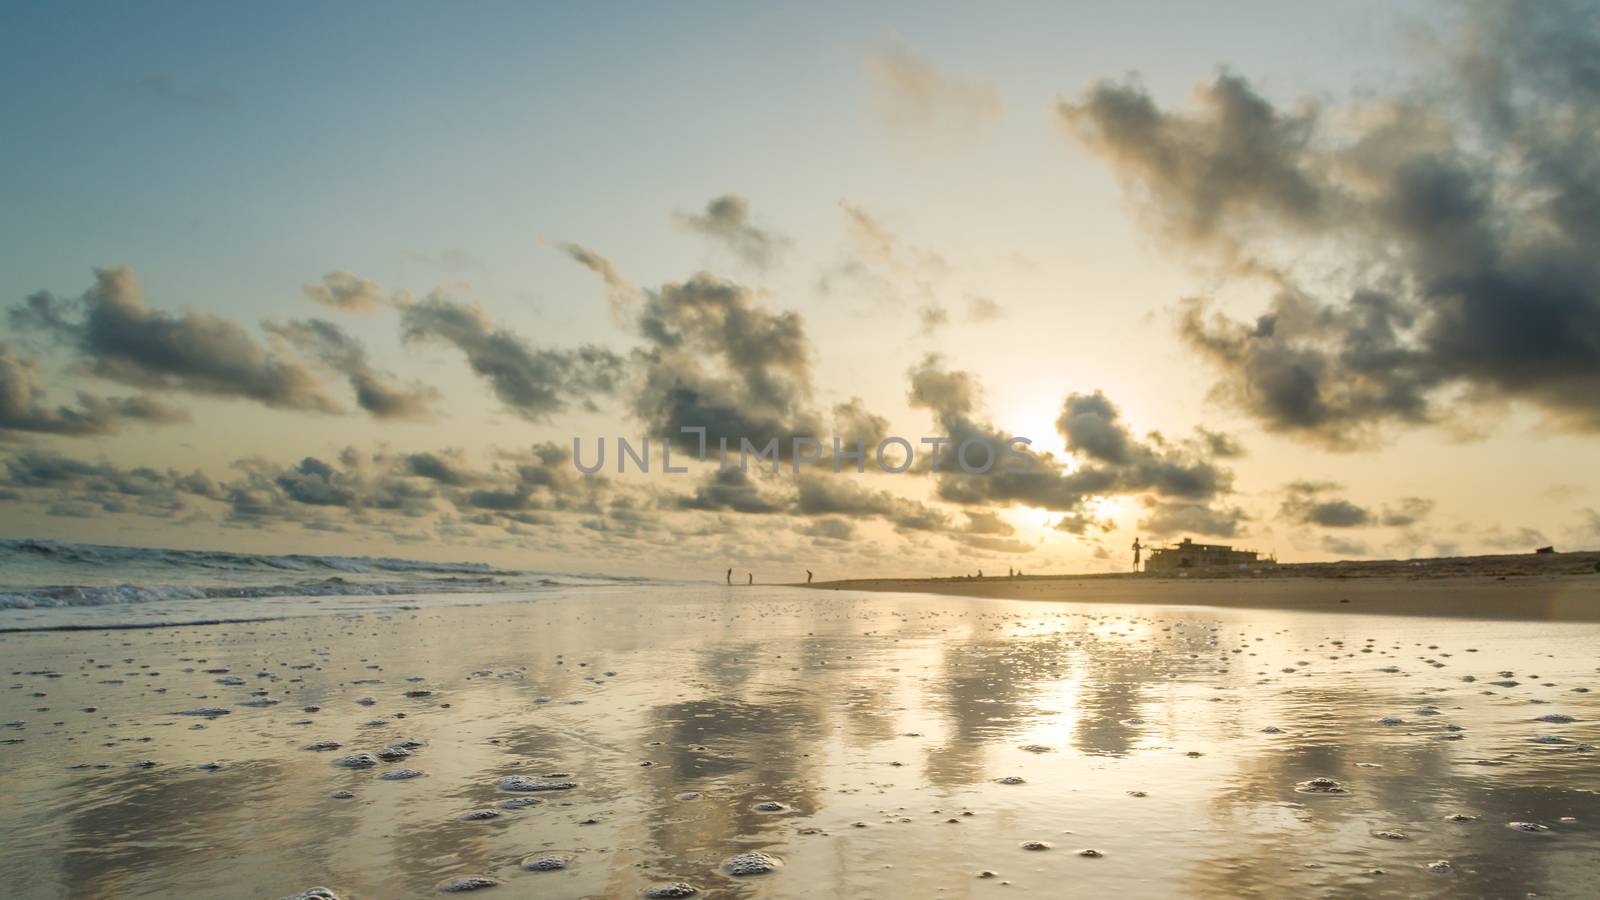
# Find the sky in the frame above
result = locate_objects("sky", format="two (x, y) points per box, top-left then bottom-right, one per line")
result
(2, 0), (1598, 577)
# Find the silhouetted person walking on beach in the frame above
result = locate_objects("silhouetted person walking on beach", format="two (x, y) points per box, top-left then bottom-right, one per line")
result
(1132, 538), (1142, 572)
(747, 572), (753, 585)
(726, 567), (732, 585)
(806, 570), (813, 583)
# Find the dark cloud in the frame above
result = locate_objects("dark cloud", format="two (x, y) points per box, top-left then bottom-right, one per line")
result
(795, 475), (949, 532)
(399, 290), (623, 421)
(1137, 499), (1248, 539)
(1279, 481), (1371, 528)
(676, 468), (786, 515)
(1, 450), (220, 519)
(908, 356), (1236, 516)
(265, 319), (439, 420)
(674, 195), (789, 268)
(798, 517), (857, 541)
(1, 343), (188, 437)
(1380, 496), (1436, 527)
(303, 270), (390, 313)
(1059, 1), (1600, 444)
(630, 273), (823, 456)
(10, 268), (340, 412)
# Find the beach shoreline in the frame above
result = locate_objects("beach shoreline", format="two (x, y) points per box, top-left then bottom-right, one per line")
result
(804, 558), (1600, 621)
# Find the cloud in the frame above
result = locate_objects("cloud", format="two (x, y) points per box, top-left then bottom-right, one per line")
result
(1321, 535), (1369, 557)
(1058, 1), (1600, 444)
(1279, 481), (1371, 527)
(798, 517), (857, 541)
(399, 290), (623, 421)
(630, 273), (823, 457)
(265, 319), (439, 420)
(303, 270), (391, 312)
(1380, 496), (1435, 527)
(554, 242), (639, 322)
(1137, 499), (1248, 538)
(676, 468), (786, 515)
(10, 268), (340, 413)
(1, 343), (188, 437)
(674, 195), (789, 268)
(865, 40), (1001, 136)
(908, 356), (1236, 514)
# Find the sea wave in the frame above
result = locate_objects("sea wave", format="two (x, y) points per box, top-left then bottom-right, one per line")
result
(0, 575), (547, 610)
(0, 538), (514, 577)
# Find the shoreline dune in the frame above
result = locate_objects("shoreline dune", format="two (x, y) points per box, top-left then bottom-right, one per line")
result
(805, 551), (1600, 621)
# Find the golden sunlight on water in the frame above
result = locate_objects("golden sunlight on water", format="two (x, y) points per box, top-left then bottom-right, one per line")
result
(2, 586), (1598, 898)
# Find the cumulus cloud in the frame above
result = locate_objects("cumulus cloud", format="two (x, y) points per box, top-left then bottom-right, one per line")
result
(303, 270), (391, 312)
(1058, 1), (1600, 445)
(265, 319), (439, 420)
(1, 344), (188, 437)
(399, 290), (624, 421)
(674, 195), (789, 268)
(865, 40), (1001, 136)
(908, 356), (1237, 517)
(1380, 496), (1436, 527)
(1278, 481), (1371, 528)
(629, 273), (823, 457)
(1137, 498), (1248, 538)
(10, 268), (340, 412)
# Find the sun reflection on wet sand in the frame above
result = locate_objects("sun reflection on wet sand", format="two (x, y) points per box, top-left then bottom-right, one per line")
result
(2, 586), (1598, 898)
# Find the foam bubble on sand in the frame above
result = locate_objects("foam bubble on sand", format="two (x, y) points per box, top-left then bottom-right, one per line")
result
(375, 746), (412, 761)
(356, 697), (376, 706)
(1377, 717), (1404, 726)
(1372, 830), (1408, 840)
(1261, 726), (1283, 733)
(497, 775), (576, 792)
(1536, 713), (1577, 723)
(330, 791), (354, 799)
(334, 753), (379, 768)
(1507, 821), (1550, 832)
(523, 854), (570, 871)
(304, 740), (343, 751)
(751, 801), (791, 813)
(175, 707), (231, 717)
(1019, 744), (1053, 753)
(1078, 849), (1104, 858)
(1295, 777), (1350, 794)
(282, 888), (340, 900)
(995, 776), (1026, 785)
(215, 676), (245, 685)
(238, 697), (280, 708)
(378, 768), (423, 780)
(438, 876), (498, 892)
(1424, 861), (1453, 874)
(499, 797), (542, 810)
(1444, 814), (1477, 822)
(722, 851), (782, 876)
(642, 883), (700, 898)
(1019, 841), (1052, 850)
(460, 809), (500, 821)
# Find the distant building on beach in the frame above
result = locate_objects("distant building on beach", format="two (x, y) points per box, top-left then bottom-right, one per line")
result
(1144, 537), (1273, 574)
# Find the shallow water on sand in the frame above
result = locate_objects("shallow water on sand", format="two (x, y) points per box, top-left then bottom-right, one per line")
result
(2, 585), (1599, 898)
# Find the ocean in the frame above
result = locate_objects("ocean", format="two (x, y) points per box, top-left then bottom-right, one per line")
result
(0, 538), (654, 631)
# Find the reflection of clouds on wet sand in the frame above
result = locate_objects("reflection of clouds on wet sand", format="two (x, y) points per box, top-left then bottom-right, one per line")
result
(2, 586), (1599, 897)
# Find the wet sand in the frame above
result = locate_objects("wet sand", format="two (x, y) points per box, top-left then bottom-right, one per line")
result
(4, 585), (1600, 898)
(807, 573), (1600, 621)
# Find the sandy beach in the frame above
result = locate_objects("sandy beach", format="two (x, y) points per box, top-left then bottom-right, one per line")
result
(806, 574), (1600, 621)
(5, 582), (1600, 898)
